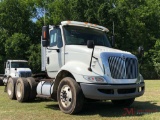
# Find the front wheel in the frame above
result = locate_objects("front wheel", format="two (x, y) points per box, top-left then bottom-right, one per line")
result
(57, 77), (84, 114)
(111, 98), (135, 107)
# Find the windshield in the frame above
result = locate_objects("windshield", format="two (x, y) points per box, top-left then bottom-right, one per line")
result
(63, 26), (111, 47)
(11, 62), (29, 68)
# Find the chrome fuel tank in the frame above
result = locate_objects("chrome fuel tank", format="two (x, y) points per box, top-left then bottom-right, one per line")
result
(37, 81), (54, 96)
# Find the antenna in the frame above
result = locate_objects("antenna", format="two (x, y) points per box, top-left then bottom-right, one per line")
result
(112, 3), (116, 35)
(44, 0), (48, 26)
(113, 21), (114, 35)
(44, 8), (46, 25)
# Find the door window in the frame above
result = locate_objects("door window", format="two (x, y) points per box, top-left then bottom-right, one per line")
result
(7, 62), (10, 68)
(49, 28), (63, 48)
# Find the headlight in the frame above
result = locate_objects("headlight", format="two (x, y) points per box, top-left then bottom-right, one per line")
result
(139, 74), (144, 82)
(83, 76), (106, 83)
(16, 72), (21, 77)
(136, 73), (144, 83)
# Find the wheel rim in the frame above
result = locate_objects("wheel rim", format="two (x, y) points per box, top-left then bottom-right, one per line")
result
(7, 82), (12, 96)
(60, 85), (72, 108)
(16, 82), (22, 98)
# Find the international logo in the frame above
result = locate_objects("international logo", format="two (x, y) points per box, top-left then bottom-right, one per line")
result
(121, 54), (126, 61)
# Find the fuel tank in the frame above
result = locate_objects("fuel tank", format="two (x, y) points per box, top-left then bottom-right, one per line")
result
(37, 81), (54, 96)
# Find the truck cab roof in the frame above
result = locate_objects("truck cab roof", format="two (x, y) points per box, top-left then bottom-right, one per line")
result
(7, 60), (28, 62)
(48, 21), (109, 32)
(61, 21), (109, 32)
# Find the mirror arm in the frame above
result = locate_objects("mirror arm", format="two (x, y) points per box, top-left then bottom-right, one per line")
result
(93, 56), (98, 60)
(111, 35), (115, 48)
(88, 46), (95, 71)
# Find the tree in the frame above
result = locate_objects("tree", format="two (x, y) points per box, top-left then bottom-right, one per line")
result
(5, 33), (31, 60)
(0, 0), (159, 78)
(0, 29), (8, 73)
(0, 0), (33, 36)
(112, 0), (160, 78)
(0, 0), (41, 73)
(27, 44), (41, 73)
(152, 40), (160, 78)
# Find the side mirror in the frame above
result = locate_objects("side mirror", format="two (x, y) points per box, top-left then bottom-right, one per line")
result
(42, 26), (49, 47)
(87, 40), (94, 48)
(111, 36), (115, 47)
(87, 40), (95, 71)
(138, 46), (144, 57)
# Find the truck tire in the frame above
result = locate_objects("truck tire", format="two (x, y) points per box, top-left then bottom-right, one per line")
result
(57, 77), (84, 114)
(7, 78), (17, 99)
(26, 77), (38, 101)
(15, 78), (30, 102)
(111, 98), (135, 107)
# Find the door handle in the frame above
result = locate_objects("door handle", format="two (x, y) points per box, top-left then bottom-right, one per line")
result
(47, 48), (60, 53)
(47, 57), (49, 64)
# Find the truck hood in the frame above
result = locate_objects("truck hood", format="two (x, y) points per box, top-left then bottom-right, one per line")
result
(65, 45), (139, 84)
(65, 45), (131, 55)
(16, 68), (32, 72)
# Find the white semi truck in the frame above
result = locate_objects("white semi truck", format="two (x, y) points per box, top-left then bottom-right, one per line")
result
(0, 60), (32, 85)
(6, 21), (145, 114)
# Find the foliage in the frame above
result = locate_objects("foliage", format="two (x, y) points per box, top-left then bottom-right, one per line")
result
(5, 33), (31, 60)
(0, 29), (8, 73)
(0, 0), (159, 78)
(0, 0), (40, 73)
(27, 44), (41, 73)
(152, 40), (160, 78)
(112, 0), (160, 78)
(0, 0), (33, 36)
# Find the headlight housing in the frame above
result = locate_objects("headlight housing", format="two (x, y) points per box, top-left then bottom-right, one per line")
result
(16, 72), (21, 77)
(83, 76), (106, 83)
(136, 73), (144, 84)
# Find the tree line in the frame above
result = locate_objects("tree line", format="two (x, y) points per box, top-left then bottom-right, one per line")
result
(0, 0), (160, 79)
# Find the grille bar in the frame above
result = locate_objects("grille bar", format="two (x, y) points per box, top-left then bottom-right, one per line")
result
(19, 72), (32, 77)
(108, 57), (138, 79)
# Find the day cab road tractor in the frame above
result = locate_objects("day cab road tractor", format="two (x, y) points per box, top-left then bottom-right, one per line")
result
(0, 60), (32, 96)
(5, 21), (145, 114)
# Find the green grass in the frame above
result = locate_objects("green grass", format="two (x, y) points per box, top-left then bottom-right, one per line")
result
(0, 80), (160, 120)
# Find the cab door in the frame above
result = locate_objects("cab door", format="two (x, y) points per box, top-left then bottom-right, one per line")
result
(46, 27), (64, 78)
(5, 61), (10, 76)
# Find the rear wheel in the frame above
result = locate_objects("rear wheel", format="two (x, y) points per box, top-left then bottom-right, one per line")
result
(57, 77), (84, 114)
(7, 78), (17, 99)
(111, 98), (135, 107)
(26, 77), (38, 101)
(15, 78), (30, 102)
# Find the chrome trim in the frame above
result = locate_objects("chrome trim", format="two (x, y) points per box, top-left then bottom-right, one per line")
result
(101, 52), (138, 79)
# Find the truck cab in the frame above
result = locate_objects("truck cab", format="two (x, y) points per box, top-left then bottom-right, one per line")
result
(3, 60), (32, 84)
(41, 21), (145, 114)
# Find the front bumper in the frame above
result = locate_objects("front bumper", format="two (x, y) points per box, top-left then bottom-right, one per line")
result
(80, 82), (145, 100)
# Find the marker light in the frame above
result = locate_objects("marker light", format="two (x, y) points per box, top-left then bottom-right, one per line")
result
(43, 31), (46, 39)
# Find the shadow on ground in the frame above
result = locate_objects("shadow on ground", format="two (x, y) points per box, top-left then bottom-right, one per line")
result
(45, 100), (160, 117)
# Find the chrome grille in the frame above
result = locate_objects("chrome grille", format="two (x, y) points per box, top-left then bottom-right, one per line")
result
(19, 71), (32, 77)
(108, 57), (138, 79)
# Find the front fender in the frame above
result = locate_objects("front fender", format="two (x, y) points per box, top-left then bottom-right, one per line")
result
(60, 61), (103, 76)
